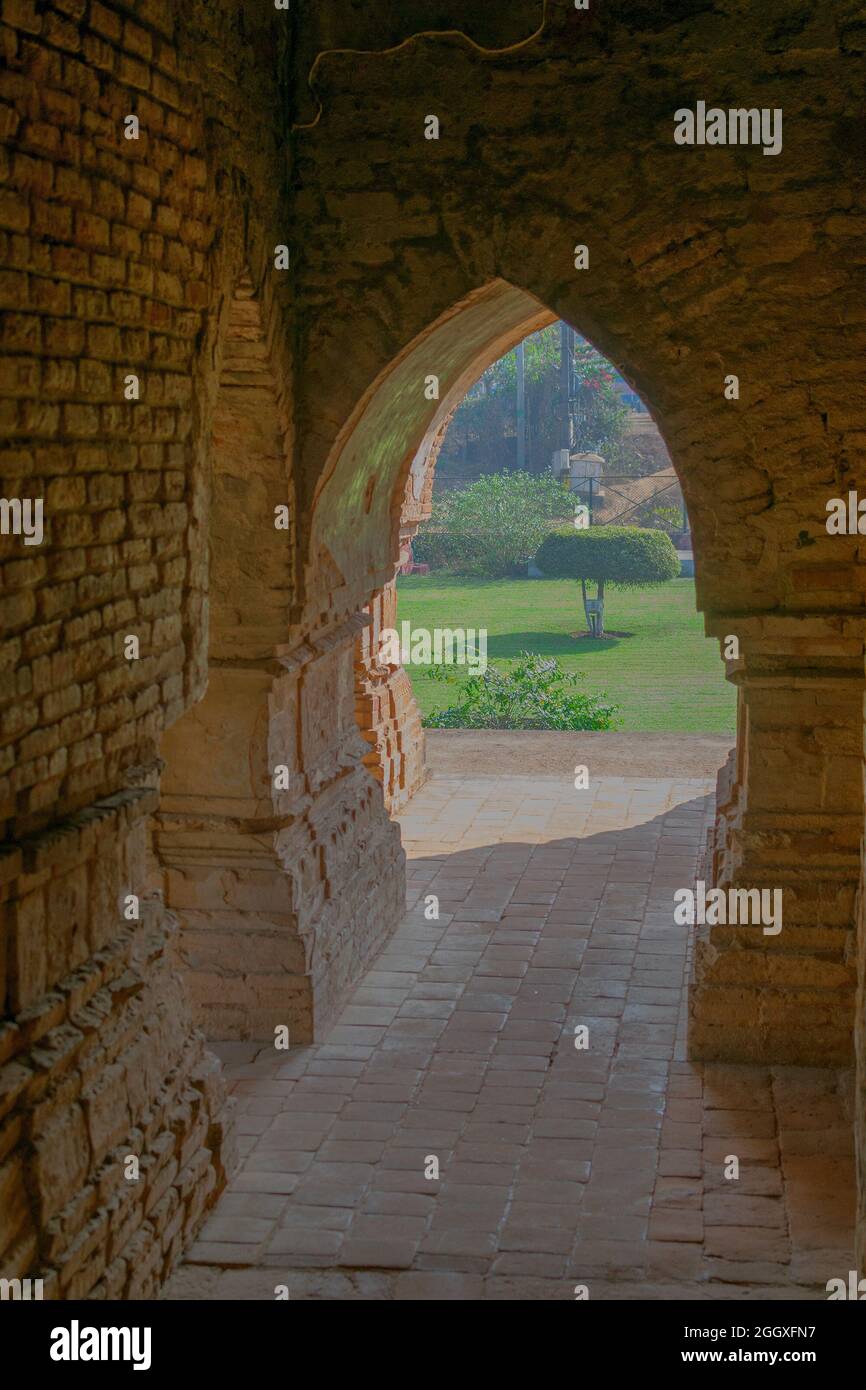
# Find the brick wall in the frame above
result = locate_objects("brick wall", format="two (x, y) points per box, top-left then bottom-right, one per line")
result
(0, 0), (282, 1298)
(1, 0), (866, 1294)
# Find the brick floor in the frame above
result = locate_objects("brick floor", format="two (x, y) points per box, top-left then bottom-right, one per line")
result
(165, 772), (856, 1301)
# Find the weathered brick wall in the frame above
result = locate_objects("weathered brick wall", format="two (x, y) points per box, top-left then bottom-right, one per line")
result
(0, 0), (286, 839)
(0, 0), (285, 1298)
(1, 788), (233, 1296)
(2, 0), (866, 1295)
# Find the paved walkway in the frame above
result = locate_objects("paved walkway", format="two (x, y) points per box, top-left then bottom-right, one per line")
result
(165, 771), (855, 1301)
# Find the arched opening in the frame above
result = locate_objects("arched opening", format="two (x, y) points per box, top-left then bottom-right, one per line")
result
(355, 318), (737, 814)
(190, 277), (853, 1294)
(311, 278), (861, 1075)
(397, 320), (735, 741)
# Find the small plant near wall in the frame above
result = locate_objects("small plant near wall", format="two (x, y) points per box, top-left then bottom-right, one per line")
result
(423, 653), (620, 730)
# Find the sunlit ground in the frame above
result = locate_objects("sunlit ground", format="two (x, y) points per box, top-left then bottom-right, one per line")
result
(396, 575), (735, 733)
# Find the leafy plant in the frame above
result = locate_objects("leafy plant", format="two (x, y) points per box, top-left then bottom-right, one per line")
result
(568, 339), (630, 457)
(435, 325), (634, 484)
(413, 470), (574, 578)
(422, 652), (620, 730)
(535, 525), (680, 636)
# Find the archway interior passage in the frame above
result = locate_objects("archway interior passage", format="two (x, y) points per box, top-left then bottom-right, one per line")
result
(316, 274), (860, 1081)
(269, 295), (853, 1297)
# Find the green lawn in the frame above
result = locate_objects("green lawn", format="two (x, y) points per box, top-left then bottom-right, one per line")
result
(395, 575), (735, 733)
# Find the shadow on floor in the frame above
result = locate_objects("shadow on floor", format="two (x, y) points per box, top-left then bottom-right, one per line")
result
(165, 789), (855, 1301)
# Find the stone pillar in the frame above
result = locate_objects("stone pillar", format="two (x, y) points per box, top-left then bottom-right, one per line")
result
(355, 580), (426, 813)
(154, 279), (405, 1041)
(155, 666), (308, 1039)
(690, 616), (864, 1065)
(156, 621), (405, 1042)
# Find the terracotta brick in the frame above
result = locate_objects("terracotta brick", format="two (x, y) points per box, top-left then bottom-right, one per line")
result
(1, 0), (865, 1308)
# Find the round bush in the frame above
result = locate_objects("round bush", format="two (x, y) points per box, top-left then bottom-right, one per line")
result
(535, 525), (680, 586)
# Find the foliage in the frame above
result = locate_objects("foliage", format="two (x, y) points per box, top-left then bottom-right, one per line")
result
(535, 525), (680, 635)
(422, 652), (620, 730)
(413, 469), (574, 578)
(396, 575), (736, 733)
(635, 502), (682, 535)
(568, 339), (630, 457)
(435, 325), (632, 483)
(410, 526), (455, 572)
(535, 525), (681, 587)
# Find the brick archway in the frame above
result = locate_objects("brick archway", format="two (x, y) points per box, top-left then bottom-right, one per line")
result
(1, 0), (864, 1298)
(307, 273), (863, 1073)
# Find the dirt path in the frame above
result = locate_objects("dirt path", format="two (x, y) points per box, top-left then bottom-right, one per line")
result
(425, 730), (733, 781)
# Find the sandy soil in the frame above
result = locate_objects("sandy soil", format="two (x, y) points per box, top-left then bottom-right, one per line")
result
(425, 730), (733, 780)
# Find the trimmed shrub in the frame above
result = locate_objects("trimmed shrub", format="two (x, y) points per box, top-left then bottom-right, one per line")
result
(535, 525), (680, 635)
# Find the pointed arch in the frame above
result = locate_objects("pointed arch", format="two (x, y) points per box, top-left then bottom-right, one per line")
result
(309, 277), (863, 1075)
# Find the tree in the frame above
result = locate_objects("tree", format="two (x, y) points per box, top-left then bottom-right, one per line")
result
(535, 525), (680, 636)
(434, 326), (632, 485)
(413, 470), (574, 578)
(568, 338), (630, 457)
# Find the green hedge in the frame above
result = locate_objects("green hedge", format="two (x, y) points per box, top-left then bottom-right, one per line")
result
(423, 654), (619, 730)
(535, 525), (680, 586)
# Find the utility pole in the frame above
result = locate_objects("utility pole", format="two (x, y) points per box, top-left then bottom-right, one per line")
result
(559, 320), (571, 455)
(516, 339), (526, 472)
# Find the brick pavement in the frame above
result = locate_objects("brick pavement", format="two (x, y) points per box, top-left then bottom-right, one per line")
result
(165, 772), (855, 1300)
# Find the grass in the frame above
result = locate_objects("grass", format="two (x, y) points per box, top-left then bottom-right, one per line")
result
(395, 575), (735, 733)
